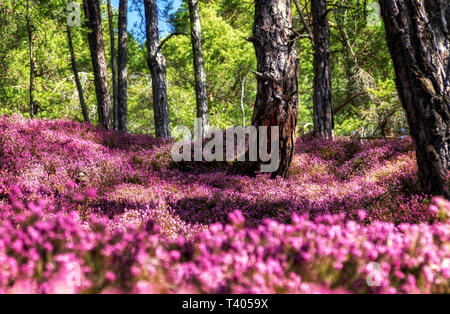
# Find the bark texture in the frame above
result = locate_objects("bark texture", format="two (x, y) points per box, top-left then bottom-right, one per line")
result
(83, 0), (112, 129)
(379, 0), (450, 196)
(251, 0), (299, 178)
(66, 24), (89, 122)
(144, 0), (171, 139)
(106, 0), (119, 130)
(188, 0), (209, 132)
(117, 0), (128, 133)
(312, 0), (334, 139)
(26, 0), (36, 117)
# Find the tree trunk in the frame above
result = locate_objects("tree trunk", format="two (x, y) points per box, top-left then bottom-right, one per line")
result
(188, 0), (209, 133)
(293, 0), (312, 38)
(143, 0), (171, 139)
(312, 0), (333, 139)
(117, 0), (128, 133)
(26, 0), (36, 118)
(238, 71), (246, 127)
(379, 0), (450, 197)
(251, 0), (299, 178)
(332, 8), (360, 122)
(66, 24), (89, 122)
(83, 0), (112, 130)
(106, 0), (119, 130)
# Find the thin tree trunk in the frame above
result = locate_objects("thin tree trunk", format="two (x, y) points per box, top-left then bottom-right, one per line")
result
(293, 0), (312, 38)
(26, 0), (35, 118)
(332, 8), (359, 117)
(240, 75), (246, 127)
(143, 0), (171, 139)
(106, 0), (119, 130)
(66, 24), (89, 122)
(312, 0), (334, 139)
(251, 0), (299, 178)
(379, 0), (450, 197)
(117, 0), (128, 133)
(83, 0), (112, 129)
(188, 0), (209, 133)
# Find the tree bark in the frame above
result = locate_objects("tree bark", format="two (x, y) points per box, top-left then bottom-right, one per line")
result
(66, 24), (89, 122)
(238, 69), (246, 127)
(379, 0), (450, 197)
(106, 0), (119, 130)
(251, 0), (299, 178)
(143, 0), (171, 139)
(312, 0), (334, 139)
(117, 0), (128, 133)
(332, 8), (359, 119)
(188, 0), (209, 133)
(26, 0), (36, 117)
(83, 0), (112, 130)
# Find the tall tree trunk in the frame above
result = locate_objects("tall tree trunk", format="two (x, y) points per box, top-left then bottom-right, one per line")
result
(66, 24), (89, 122)
(143, 0), (171, 139)
(188, 0), (209, 133)
(83, 0), (112, 130)
(312, 0), (333, 139)
(117, 0), (128, 133)
(106, 0), (119, 130)
(238, 69), (246, 127)
(332, 8), (360, 122)
(379, 0), (450, 197)
(26, 0), (36, 118)
(251, 0), (299, 178)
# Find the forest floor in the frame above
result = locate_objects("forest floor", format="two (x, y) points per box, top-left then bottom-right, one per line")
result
(0, 115), (448, 293)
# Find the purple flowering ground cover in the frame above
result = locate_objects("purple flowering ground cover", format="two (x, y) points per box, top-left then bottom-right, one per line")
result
(0, 115), (448, 294)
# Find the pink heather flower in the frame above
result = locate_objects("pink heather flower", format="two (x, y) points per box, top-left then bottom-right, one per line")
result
(169, 250), (181, 261)
(9, 185), (22, 201)
(11, 200), (25, 211)
(8, 280), (36, 294)
(442, 259), (450, 278)
(101, 288), (121, 294)
(253, 274), (266, 286)
(66, 180), (76, 191)
(0, 117), (448, 294)
(358, 210), (367, 221)
(429, 205), (439, 214)
(394, 270), (405, 279)
(431, 197), (450, 220)
(228, 210), (245, 226)
(73, 193), (86, 204)
(85, 188), (97, 200)
(134, 281), (157, 294)
(333, 262), (343, 270)
(47, 277), (77, 294)
(105, 271), (116, 282)
(423, 266), (434, 283)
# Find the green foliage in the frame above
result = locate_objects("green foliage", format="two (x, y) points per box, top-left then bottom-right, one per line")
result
(165, 1), (256, 130)
(0, 0), (407, 137)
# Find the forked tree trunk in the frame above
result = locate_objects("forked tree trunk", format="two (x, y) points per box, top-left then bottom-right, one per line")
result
(312, 0), (334, 139)
(379, 0), (450, 197)
(251, 0), (299, 178)
(188, 0), (209, 133)
(83, 0), (112, 129)
(66, 24), (89, 122)
(144, 0), (171, 139)
(117, 0), (128, 133)
(106, 0), (119, 130)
